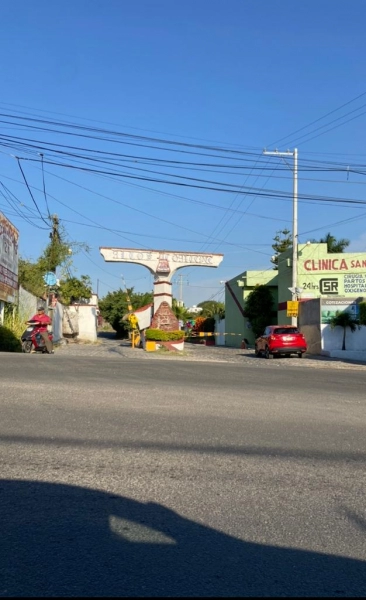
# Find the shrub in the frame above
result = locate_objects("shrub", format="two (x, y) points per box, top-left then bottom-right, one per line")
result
(0, 325), (22, 352)
(145, 329), (184, 342)
(3, 305), (29, 339)
(192, 316), (206, 332)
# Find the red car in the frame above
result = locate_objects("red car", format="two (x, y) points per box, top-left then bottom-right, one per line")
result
(255, 325), (307, 359)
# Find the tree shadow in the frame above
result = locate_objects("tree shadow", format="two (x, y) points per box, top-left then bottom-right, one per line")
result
(97, 331), (120, 341)
(0, 480), (365, 597)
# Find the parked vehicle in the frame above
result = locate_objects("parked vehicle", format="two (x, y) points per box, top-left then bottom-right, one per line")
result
(255, 325), (307, 359)
(21, 320), (53, 354)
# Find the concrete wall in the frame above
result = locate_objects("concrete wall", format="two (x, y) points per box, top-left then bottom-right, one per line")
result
(18, 286), (40, 320)
(64, 304), (97, 342)
(298, 298), (321, 355)
(214, 317), (225, 346)
(52, 302), (64, 343)
(224, 277), (245, 348)
(63, 306), (79, 336)
(321, 324), (366, 351)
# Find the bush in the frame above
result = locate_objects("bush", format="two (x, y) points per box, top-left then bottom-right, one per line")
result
(0, 325), (22, 352)
(192, 316), (206, 333)
(3, 305), (29, 339)
(145, 329), (184, 342)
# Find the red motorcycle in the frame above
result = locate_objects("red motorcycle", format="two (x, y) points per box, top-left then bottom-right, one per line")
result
(21, 320), (53, 353)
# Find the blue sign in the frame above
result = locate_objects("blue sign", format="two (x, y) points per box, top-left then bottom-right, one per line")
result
(43, 272), (57, 286)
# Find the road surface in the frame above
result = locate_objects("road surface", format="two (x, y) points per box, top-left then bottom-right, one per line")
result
(0, 351), (365, 596)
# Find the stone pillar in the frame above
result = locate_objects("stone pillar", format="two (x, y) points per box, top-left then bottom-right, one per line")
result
(153, 279), (173, 313)
(151, 301), (179, 331)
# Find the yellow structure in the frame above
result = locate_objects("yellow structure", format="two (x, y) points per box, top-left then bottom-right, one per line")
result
(145, 340), (157, 352)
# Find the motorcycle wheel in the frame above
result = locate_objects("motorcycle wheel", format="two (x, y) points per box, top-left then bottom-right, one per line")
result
(22, 341), (33, 353)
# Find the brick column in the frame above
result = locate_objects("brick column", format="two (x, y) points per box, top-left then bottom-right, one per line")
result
(153, 279), (173, 313)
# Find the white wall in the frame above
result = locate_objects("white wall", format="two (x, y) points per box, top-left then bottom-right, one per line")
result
(65, 304), (97, 341)
(215, 317), (225, 346)
(52, 302), (64, 343)
(321, 324), (366, 351)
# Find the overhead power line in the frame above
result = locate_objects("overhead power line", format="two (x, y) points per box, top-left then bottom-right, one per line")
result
(270, 90), (366, 147)
(15, 158), (50, 227)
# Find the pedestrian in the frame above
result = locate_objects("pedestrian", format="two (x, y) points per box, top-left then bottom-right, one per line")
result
(27, 305), (54, 354)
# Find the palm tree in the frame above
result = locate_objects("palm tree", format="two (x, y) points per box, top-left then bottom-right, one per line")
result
(329, 310), (358, 350)
(312, 232), (350, 253)
(172, 299), (190, 323)
(197, 301), (225, 319)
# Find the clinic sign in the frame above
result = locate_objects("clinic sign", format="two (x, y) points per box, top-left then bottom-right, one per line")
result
(302, 258), (366, 272)
(0, 212), (19, 303)
(100, 247), (223, 280)
(297, 254), (366, 298)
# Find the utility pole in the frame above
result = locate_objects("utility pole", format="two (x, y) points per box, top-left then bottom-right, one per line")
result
(49, 214), (60, 274)
(263, 148), (298, 325)
(44, 214), (60, 314)
(121, 274), (133, 312)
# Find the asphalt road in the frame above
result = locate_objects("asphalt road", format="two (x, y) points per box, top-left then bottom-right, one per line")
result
(1, 352), (366, 597)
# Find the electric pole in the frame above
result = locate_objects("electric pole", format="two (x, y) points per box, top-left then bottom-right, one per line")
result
(49, 214), (60, 274)
(263, 148), (298, 325)
(121, 274), (133, 312)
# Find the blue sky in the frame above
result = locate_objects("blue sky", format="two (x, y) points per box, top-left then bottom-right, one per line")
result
(1, 0), (366, 306)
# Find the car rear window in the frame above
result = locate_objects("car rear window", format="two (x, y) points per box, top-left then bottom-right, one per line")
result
(273, 328), (299, 335)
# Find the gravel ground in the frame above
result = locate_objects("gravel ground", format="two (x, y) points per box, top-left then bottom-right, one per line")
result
(55, 332), (366, 371)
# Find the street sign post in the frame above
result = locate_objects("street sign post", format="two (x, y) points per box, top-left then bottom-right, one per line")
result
(287, 300), (299, 318)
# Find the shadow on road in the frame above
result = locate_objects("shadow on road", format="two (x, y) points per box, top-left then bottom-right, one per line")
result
(0, 479), (365, 597)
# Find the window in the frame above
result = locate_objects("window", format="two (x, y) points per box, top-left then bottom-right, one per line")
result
(274, 327), (299, 335)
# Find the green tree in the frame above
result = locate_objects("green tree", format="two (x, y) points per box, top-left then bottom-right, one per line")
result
(311, 232), (350, 253)
(197, 300), (225, 319)
(244, 285), (274, 338)
(271, 229), (292, 269)
(18, 257), (46, 299)
(98, 288), (153, 338)
(329, 310), (358, 351)
(58, 275), (93, 305)
(18, 221), (90, 300)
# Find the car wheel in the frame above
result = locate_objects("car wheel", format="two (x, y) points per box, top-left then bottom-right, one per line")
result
(255, 345), (260, 357)
(297, 352), (302, 358)
(265, 347), (273, 359)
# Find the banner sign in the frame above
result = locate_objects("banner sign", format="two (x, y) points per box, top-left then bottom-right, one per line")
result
(321, 297), (361, 324)
(0, 212), (19, 303)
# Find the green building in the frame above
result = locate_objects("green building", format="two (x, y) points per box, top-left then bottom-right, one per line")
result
(225, 269), (278, 348)
(225, 242), (366, 346)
